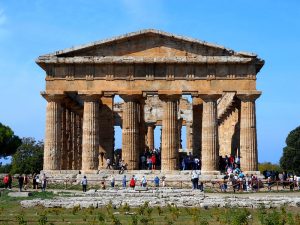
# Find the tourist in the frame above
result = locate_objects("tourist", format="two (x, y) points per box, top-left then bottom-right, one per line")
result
(154, 176), (160, 187)
(147, 156), (152, 170)
(3, 174), (9, 189)
(181, 158), (186, 170)
(32, 173), (38, 190)
(191, 170), (199, 190)
(81, 175), (88, 192)
(18, 174), (24, 192)
(106, 158), (111, 169)
(8, 174), (12, 190)
(141, 154), (146, 169)
(161, 176), (166, 187)
(101, 181), (106, 190)
(129, 175), (136, 188)
(110, 175), (115, 188)
(267, 175), (272, 191)
(122, 175), (127, 188)
(41, 173), (47, 192)
(151, 154), (156, 170)
(141, 176), (147, 187)
(221, 173), (229, 192)
(23, 174), (29, 190)
(289, 175), (294, 191)
(229, 155), (235, 168)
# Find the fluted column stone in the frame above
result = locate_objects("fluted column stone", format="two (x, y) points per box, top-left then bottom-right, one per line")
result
(43, 95), (63, 170)
(186, 122), (193, 152)
(160, 94), (180, 170)
(146, 123), (155, 151)
(200, 94), (221, 173)
(60, 106), (67, 170)
(192, 97), (203, 158)
(82, 95), (100, 171)
(121, 95), (142, 170)
(237, 92), (261, 172)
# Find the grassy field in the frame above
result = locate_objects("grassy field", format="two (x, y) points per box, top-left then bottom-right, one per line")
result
(0, 190), (300, 225)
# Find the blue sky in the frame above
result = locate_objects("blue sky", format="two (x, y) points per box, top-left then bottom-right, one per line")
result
(0, 0), (299, 164)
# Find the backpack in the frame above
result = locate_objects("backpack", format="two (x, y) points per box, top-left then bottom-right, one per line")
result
(130, 178), (135, 187)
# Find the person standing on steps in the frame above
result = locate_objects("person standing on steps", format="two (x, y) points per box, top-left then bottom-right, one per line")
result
(81, 176), (88, 192)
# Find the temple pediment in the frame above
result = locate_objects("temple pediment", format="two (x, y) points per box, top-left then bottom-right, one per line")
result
(40, 29), (257, 58)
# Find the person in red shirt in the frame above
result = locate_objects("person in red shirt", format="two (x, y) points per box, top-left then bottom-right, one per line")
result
(3, 175), (9, 189)
(151, 154), (156, 170)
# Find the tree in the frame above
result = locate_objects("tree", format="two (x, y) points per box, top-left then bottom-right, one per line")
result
(0, 122), (22, 158)
(10, 137), (44, 174)
(258, 162), (282, 173)
(280, 126), (300, 174)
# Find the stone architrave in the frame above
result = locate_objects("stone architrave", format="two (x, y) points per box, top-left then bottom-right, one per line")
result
(199, 93), (221, 173)
(43, 94), (63, 170)
(81, 95), (101, 171)
(192, 97), (203, 157)
(120, 94), (142, 170)
(159, 93), (181, 170)
(237, 92), (261, 172)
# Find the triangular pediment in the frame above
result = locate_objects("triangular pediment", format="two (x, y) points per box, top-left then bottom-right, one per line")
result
(44, 29), (257, 58)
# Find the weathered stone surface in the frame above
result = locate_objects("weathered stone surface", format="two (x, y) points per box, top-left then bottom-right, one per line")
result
(8, 192), (32, 197)
(20, 189), (300, 209)
(38, 30), (264, 173)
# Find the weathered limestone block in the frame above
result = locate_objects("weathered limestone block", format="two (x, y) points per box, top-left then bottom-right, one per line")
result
(160, 94), (180, 170)
(121, 95), (142, 170)
(98, 96), (114, 169)
(192, 97), (203, 157)
(44, 95), (63, 170)
(237, 92), (260, 171)
(82, 95), (100, 171)
(200, 94), (221, 172)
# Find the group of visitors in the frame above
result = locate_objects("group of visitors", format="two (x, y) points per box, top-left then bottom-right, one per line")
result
(140, 148), (161, 170)
(2, 173), (47, 192)
(219, 154), (240, 172)
(80, 174), (162, 192)
(181, 153), (200, 170)
(220, 171), (260, 192)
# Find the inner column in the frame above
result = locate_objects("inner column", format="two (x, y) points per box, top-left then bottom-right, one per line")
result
(159, 94), (180, 170)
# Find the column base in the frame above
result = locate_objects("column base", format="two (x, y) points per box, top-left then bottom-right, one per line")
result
(201, 170), (221, 175)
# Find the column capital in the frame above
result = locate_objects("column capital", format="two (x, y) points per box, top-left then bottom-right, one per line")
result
(198, 92), (222, 102)
(237, 91), (261, 101)
(41, 92), (65, 102)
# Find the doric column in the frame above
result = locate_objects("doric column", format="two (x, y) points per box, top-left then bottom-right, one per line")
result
(138, 100), (146, 155)
(159, 94), (180, 170)
(192, 97), (203, 158)
(66, 108), (73, 170)
(186, 121), (193, 152)
(60, 105), (67, 170)
(77, 115), (83, 170)
(98, 96), (114, 169)
(199, 93), (221, 172)
(237, 92), (261, 172)
(178, 119), (183, 150)
(81, 95), (100, 171)
(121, 94), (142, 170)
(43, 94), (63, 170)
(146, 123), (155, 151)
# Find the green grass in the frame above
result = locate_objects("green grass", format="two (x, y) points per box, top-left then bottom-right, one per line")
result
(0, 190), (300, 225)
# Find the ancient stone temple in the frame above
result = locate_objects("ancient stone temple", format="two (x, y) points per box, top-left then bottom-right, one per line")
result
(37, 29), (264, 174)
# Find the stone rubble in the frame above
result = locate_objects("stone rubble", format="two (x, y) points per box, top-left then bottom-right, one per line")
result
(20, 188), (300, 209)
